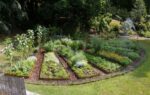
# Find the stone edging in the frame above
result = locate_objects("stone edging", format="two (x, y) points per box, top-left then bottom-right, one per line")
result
(25, 50), (145, 86)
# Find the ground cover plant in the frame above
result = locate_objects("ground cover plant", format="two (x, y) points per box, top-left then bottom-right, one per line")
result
(40, 52), (69, 79)
(85, 53), (121, 73)
(5, 59), (35, 77)
(68, 52), (99, 78)
(98, 51), (132, 66)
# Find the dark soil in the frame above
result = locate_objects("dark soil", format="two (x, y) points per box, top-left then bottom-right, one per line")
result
(29, 48), (45, 81)
(57, 54), (77, 80)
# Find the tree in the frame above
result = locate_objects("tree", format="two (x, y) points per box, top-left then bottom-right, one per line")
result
(17, 0), (107, 33)
(0, 0), (27, 34)
(144, 0), (150, 14)
(109, 0), (135, 11)
(130, 0), (147, 20)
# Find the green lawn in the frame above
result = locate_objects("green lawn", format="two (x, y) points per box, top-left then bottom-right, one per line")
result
(25, 40), (150, 95)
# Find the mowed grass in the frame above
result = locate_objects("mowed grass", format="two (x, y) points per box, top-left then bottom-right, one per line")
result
(25, 40), (150, 95)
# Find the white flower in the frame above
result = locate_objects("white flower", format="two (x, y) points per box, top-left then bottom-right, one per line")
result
(75, 60), (88, 67)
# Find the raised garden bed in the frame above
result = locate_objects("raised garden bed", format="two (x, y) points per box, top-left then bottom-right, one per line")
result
(85, 53), (121, 73)
(40, 52), (69, 80)
(1, 35), (144, 85)
(61, 57), (100, 79)
(5, 59), (35, 78)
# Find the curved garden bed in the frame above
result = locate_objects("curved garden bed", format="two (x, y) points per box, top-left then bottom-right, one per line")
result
(1, 34), (145, 85)
(25, 50), (145, 85)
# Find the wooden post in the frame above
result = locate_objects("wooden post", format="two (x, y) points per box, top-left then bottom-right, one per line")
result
(0, 75), (26, 95)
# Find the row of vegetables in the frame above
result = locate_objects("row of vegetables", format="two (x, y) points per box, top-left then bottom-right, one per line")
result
(5, 37), (141, 80)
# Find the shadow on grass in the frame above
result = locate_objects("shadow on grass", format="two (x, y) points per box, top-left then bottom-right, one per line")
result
(132, 40), (150, 78)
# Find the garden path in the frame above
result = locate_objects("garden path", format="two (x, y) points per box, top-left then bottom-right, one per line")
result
(57, 55), (77, 80)
(29, 49), (45, 81)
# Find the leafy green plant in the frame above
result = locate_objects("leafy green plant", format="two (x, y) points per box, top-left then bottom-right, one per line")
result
(3, 43), (14, 66)
(109, 20), (121, 32)
(89, 13), (112, 33)
(40, 52), (69, 79)
(14, 30), (34, 58)
(106, 39), (137, 50)
(99, 51), (132, 65)
(5, 59), (35, 77)
(36, 25), (49, 46)
(98, 45), (140, 60)
(85, 53), (121, 72)
(89, 36), (104, 53)
(62, 51), (99, 78)
(72, 64), (98, 78)
(71, 51), (88, 67)
(141, 31), (150, 38)
(58, 46), (74, 59)
(43, 40), (64, 52)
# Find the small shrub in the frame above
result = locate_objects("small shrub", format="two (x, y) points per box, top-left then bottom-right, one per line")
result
(89, 36), (104, 52)
(36, 25), (49, 46)
(141, 31), (150, 38)
(43, 40), (64, 52)
(109, 20), (121, 31)
(58, 46), (74, 59)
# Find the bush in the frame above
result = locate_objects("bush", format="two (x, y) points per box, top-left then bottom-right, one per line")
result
(89, 13), (112, 33)
(61, 38), (85, 50)
(89, 36), (104, 52)
(109, 20), (121, 31)
(99, 51), (132, 65)
(57, 46), (74, 59)
(141, 31), (150, 38)
(43, 40), (64, 52)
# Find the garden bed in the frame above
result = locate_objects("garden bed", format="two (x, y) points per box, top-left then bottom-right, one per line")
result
(60, 56), (100, 79)
(40, 52), (69, 80)
(25, 50), (145, 85)
(0, 34), (144, 85)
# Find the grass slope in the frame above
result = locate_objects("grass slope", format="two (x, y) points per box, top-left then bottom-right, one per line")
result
(26, 40), (150, 95)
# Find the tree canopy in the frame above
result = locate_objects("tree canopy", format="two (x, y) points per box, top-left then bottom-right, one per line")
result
(0, 0), (149, 34)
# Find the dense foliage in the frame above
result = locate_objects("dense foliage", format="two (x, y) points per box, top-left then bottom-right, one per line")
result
(0, 0), (149, 34)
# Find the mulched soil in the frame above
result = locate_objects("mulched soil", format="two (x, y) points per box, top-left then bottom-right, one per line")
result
(57, 55), (77, 80)
(29, 48), (45, 81)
